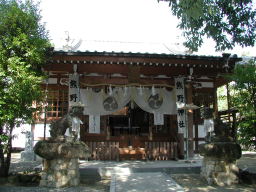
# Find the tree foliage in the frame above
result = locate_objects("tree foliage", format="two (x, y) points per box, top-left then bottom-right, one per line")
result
(0, 0), (51, 177)
(228, 59), (256, 150)
(162, 0), (256, 51)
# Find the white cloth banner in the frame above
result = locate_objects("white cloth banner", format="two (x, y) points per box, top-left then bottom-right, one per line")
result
(175, 77), (186, 134)
(89, 115), (101, 133)
(80, 87), (177, 126)
(69, 73), (80, 107)
(154, 112), (164, 125)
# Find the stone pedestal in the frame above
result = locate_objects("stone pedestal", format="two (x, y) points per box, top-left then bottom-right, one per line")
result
(40, 158), (80, 187)
(199, 142), (241, 186)
(20, 151), (35, 161)
(34, 138), (89, 188)
(201, 157), (239, 186)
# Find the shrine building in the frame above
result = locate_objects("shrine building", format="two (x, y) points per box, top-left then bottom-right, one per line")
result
(32, 44), (241, 161)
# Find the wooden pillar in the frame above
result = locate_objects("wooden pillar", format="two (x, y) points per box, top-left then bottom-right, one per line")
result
(213, 83), (218, 118)
(177, 133), (184, 159)
(149, 114), (153, 141)
(106, 116), (110, 140)
(175, 112), (184, 159)
(170, 115), (179, 159)
(186, 83), (194, 158)
(194, 124), (199, 153)
(80, 115), (87, 142)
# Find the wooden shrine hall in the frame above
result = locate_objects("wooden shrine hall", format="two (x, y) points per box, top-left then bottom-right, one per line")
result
(37, 51), (241, 161)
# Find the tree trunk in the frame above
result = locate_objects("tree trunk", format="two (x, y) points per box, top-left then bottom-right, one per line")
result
(0, 122), (14, 177)
(0, 125), (5, 177)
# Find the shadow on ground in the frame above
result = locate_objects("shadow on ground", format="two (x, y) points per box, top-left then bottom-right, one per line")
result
(172, 174), (256, 192)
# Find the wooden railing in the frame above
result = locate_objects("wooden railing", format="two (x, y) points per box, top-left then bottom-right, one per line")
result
(145, 141), (178, 160)
(85, 141), (119, 161)
(85, 140), (178, 161)
(218, 109), (238, 140)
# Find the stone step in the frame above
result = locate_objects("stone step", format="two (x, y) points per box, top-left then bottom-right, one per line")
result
(110, 172), (184, 192)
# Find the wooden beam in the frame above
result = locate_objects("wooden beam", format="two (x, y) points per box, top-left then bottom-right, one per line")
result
(44, 62), (226, 77)
(80, 76), (172, 86)
(51, 54), (227, 67)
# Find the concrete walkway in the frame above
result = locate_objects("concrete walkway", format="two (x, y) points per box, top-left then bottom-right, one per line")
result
(79, 158), (202, 178)
(110, 172), (184, 192)
(80, 159), (200, 192)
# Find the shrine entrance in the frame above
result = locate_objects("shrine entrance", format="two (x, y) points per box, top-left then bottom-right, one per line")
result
(80, 87), (179, 161)
(109, 103), (150, 160)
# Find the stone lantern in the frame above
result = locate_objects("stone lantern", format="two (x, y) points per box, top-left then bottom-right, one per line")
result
(199, 119), (241, 186)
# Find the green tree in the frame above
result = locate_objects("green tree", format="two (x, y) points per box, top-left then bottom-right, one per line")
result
(162, 0), (256, 51)
(217, 85), (228, 111)
(228, 59), (256, 150)
(0, 0), (51, 177)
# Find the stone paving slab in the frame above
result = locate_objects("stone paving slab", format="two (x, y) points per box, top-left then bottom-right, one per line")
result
(80, 159), (202, 169)
(110, 172), (184, 192)
(80, 159), (201, 178)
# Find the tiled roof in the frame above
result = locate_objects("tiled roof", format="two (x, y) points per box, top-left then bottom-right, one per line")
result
(53, 50), (241, 63)
(53, 40), (243, 62)
(55, 40), (186, 55)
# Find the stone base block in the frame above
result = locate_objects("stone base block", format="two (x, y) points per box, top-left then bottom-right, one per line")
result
(20, 151), (35, 162)
(40, 158), (80, 188)
(201, 157), (239, 186)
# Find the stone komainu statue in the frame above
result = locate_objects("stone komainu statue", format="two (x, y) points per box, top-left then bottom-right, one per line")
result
(212, 118), (234, 142)
(49, 105), (84, 139)
(49, 114), (72, 138)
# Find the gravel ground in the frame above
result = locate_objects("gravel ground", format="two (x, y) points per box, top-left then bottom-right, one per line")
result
(172, 174), (256, 192)
(0, 186), (107, 192)
(171, 152), (256, 192)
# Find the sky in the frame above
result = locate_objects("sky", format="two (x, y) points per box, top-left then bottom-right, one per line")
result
(39, 0), (255, 56)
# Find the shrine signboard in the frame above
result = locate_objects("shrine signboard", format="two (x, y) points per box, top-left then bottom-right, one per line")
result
(69, 73), (80, 106)
(175, 77), (186, 134)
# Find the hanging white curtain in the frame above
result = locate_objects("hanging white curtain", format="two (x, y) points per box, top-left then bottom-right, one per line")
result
(80, 87), (176, 126)
(80, 87), (176, 116)
(133, 87), (176, 114)
(80, 87), (131, 116)
(133, 87), (177, 125)
(81, 88), (131, 133)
